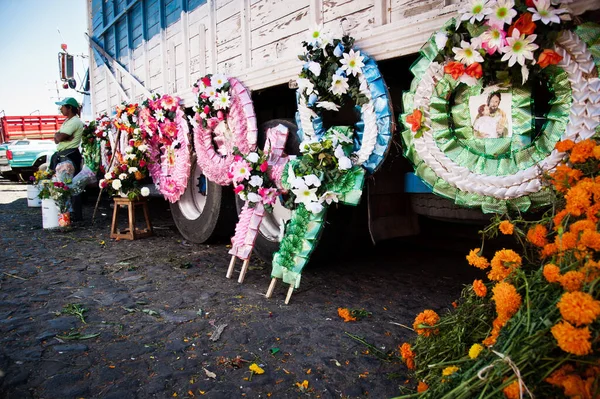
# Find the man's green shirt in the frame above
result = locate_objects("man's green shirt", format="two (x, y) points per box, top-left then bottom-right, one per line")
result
(57, 116), (84, 151)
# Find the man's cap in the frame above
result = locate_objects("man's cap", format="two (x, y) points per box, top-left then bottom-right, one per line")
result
(55, 97), (79, 108)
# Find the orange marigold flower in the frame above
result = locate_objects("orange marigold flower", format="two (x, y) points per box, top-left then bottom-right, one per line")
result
(561, 374), (594, 398)
(550, 321), (592, 356)
(565, 180), (594, 216)
(337, 308), (356, 322)
(555, 231), (578, 251)
(527, 224), (548, 248)
(537, 49), (563, 68)
(413, 310), (440, 337)
(499, 220), (514, 235)
(492, 282), (522, 322)
(585, 203), (600, 223)
(555, 139), (575, 152)
(546, 364), (575, 387)
(502, 380), (521, 399)
(488, 249), (522, 281)
(444, 61), (465, 80)
(540, 243), (557, 258)
(593, 145), (600, 160)
(406, 109), (423, 133)
(569, 220), (596, 236)
(560, 271), (585, 292)
(543, 264), (561, 283)
(549, 165), (583, 194)
(466, 248), (490, 270)
(417, 381), (429, 393)
(580, 229), (600, 251)
(473, 279), (487, 297)
(557, 291), (600, 326)
(399, 343), (414, 361)
(569, 139), (596, 163)
(482, 318), (504, 347)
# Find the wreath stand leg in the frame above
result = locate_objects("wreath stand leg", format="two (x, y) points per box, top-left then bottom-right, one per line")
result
(237, 258), (250, 283)
(91, 187), (104, 224)
(226, 255), (251, 283)
(285, 285), (294, 305)
(226, 256), (236, 279)
(265, 278), (277, 298)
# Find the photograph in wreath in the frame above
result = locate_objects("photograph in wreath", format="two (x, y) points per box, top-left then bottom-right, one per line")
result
(468, 91), (512, 139)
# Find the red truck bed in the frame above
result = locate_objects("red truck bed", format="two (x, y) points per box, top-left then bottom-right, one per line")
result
(0, 115), (66, 143)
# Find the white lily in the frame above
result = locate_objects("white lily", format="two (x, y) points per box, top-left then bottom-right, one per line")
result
(330, 74), (349, 96)
(457, 0), (491, 28)
(305, 201), (324, 214)
(297, 78), (315, 95)
(486, 0), (517, 27)
(501, 29), (539, 67)
(292, 182), (318, 204)
(452, 40), (484, 65)
(528, 0), (565, 25)
(247, 192), (262, 203)
(320, 191), (339, 205)
(435, 31), (448, 51)
(307, 61), (322, 77)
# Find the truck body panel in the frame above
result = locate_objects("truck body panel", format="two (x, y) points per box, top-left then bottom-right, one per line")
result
(0, 115), (65, 143)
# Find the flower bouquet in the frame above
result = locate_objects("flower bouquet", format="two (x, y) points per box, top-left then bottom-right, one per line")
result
(230, 149), (280, 212)
(38, 180), (72, 227)
(397, 136), (600, 398)
(29, 169), (53, 185)
(81, 120), (101, 173)
(191, 74), (232, 130)
(139, 93), (191, 203)
(99, 103), (151, 200)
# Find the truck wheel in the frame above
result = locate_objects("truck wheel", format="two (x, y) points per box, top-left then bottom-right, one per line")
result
(410, 193), (491, 223)
(235, 119), (299, 262)
(170, 155), (236, 243)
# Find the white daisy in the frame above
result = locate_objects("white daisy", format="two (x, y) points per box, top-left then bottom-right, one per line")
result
(457, 0), (491, 28)
(340, 49), (365, 76)
(213, 92), (231, 110)
(154, 109), (165, 122)
(307, 26), (324, 47)
(330, 74), (349, 96)
(452, 40), (484, 65)
(137, 144), (148, 152)
(125, 146), (134, 153)
(210, 74), (227, 89)
(486, 0), (517, 27)
(501, 29), (539, 66)
(528, 0), (565, 25)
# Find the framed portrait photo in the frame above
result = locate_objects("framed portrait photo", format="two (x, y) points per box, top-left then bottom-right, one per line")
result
(468, 92), (513, 139)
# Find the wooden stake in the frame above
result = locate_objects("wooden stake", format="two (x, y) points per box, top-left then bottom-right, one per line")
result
(237, 259), (250, 283)
(226, 256), (236, 278)
(265, 278), (277, 298)
(284, 284), (294, 305)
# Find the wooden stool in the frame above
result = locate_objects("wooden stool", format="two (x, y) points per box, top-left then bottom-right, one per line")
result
(110, 197), (153, 240)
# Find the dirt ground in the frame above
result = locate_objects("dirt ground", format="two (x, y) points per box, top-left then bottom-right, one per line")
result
(0, 178), (486, 398)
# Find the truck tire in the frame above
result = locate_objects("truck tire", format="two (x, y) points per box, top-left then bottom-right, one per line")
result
(410, 193), (491, 223)
(234, 119), (300, 262)
(170, 154), (236, 243)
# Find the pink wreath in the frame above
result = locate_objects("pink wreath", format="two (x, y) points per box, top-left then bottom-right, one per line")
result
(193, 78), (257, 186)
(143, 104), (191, 203)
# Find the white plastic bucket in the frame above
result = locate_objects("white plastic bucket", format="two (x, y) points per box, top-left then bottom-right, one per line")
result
(42, 199), (59, 229)
(27, 185), (42, 207)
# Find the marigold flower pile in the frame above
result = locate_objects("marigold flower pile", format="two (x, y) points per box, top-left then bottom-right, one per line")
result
(396, 137), (600, 398)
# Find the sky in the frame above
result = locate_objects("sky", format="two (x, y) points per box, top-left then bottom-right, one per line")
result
(0, 0), (89, 116)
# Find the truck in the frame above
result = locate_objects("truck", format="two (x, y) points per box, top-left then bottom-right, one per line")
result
(0, 115), (63, 181)
(86, 0), (599, 260)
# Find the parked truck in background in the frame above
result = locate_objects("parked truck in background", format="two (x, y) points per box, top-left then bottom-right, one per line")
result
(86, 0), (599, 259)
(0, 115), (63, 181)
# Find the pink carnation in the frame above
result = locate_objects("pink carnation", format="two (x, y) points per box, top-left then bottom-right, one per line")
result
(234, 184), (244, 194)
(260, 161), (268, 173)
(259, 187), (279, 205)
